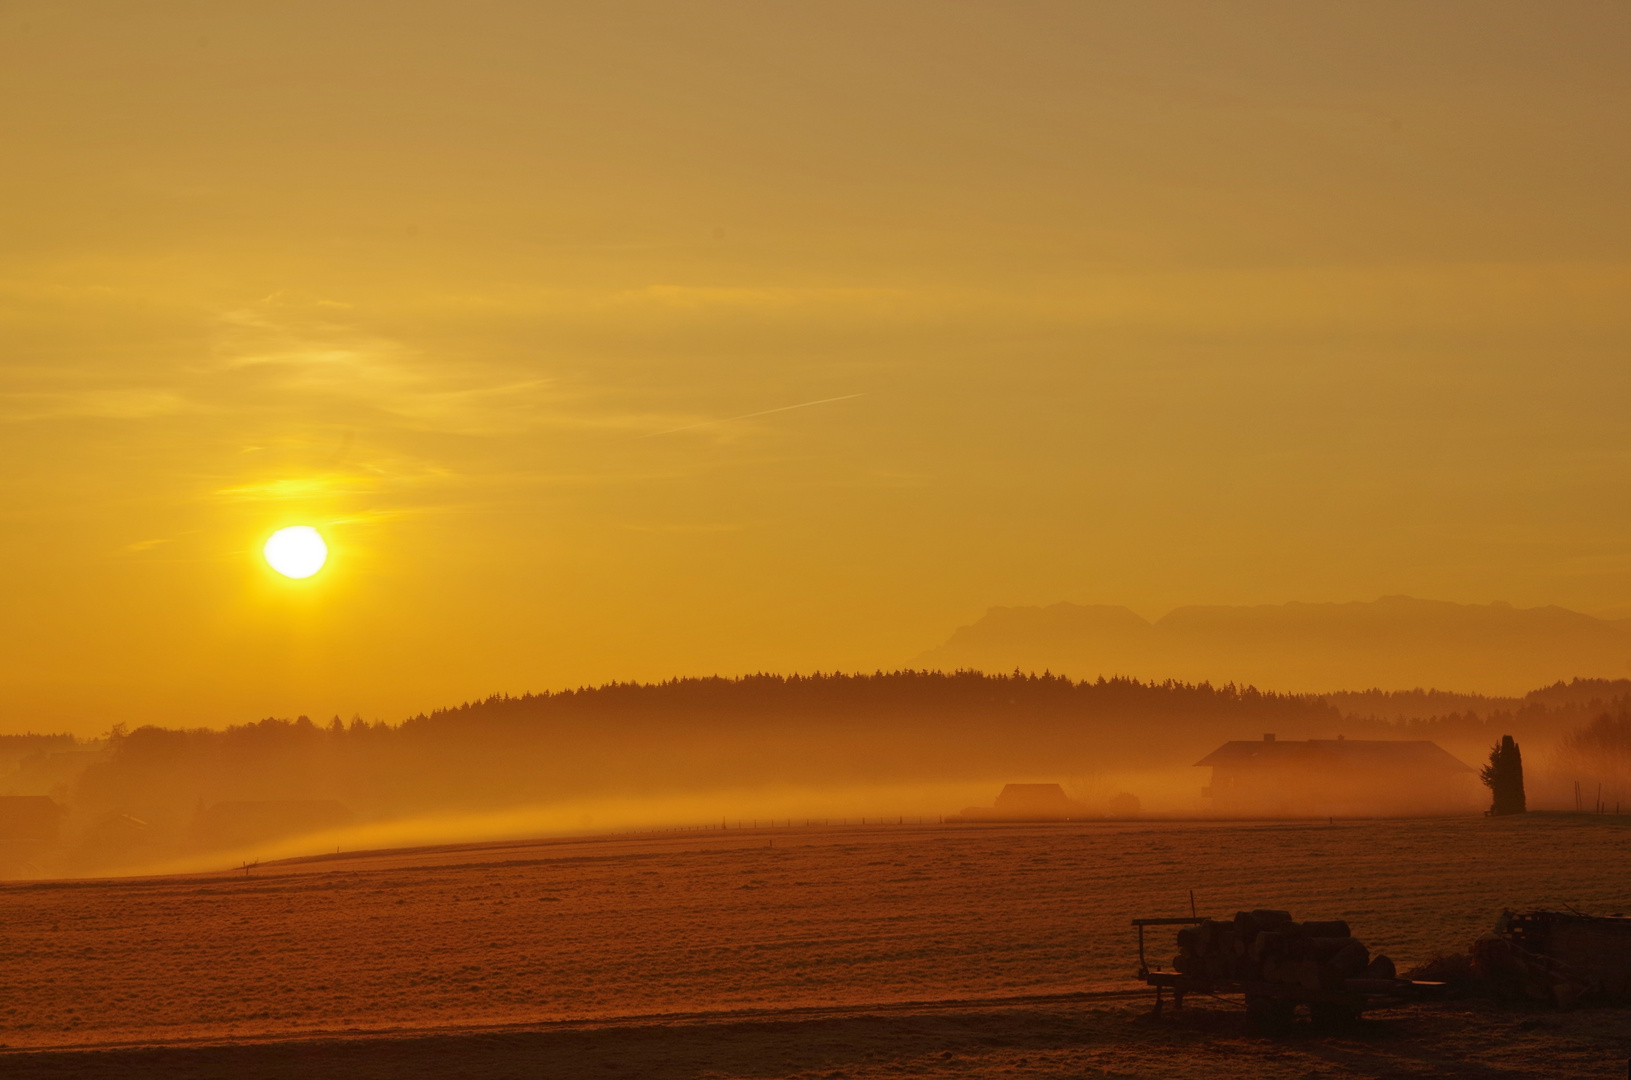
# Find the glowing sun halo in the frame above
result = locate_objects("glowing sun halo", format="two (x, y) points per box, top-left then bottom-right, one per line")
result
(264, 526), (328, 579)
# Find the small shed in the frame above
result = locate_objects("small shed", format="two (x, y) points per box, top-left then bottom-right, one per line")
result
(948, 783), (1091, 822)
(1196, 735), (1477, 816)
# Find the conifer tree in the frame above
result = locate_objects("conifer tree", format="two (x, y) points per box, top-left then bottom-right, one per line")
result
(1480, 734), (1526, 815)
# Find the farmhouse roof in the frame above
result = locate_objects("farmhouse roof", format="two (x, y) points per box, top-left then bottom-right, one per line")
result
(1194, 738), (1473, 772)
(0, 795), (66, 814)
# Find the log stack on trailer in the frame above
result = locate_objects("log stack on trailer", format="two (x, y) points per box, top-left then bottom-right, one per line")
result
(1135, 909), (1433, 1032)
(1173, 909), (1398, 990)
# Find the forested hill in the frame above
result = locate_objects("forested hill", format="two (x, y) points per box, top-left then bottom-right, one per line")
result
(1324, 678), (1631, 722)
(74, 673), (1340, 816)
(404, 671), (1337, 737)
(55, 672), (1629, 821)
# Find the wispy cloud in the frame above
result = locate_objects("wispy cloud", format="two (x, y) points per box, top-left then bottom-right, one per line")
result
(207, 303), (577, 437)
(213, 474), (381, 502)
(642, 393), (867, 438)
(0, 388), (193, 422)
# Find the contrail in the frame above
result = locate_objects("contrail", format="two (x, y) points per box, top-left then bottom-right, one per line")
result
(642, 393), (866, 438)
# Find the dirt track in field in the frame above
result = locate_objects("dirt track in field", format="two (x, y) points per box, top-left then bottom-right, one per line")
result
(1, 816), (1627, 1076)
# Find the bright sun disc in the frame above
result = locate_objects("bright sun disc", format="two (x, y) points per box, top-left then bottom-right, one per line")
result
(264, 526), (328, 579)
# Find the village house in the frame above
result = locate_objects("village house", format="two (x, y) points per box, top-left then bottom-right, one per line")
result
(1196, 734), (1479, 816)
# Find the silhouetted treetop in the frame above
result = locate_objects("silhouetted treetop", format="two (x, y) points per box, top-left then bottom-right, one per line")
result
(401, 670), (1334, 737)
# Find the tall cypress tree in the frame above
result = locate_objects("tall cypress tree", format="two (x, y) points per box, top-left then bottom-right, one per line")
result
(1480, 735), (1526, 815)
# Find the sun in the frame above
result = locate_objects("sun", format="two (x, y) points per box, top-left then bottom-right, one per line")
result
(263, 526), (328, 579)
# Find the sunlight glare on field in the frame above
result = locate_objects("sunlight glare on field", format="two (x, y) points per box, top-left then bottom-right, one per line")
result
(263, 527), (329, 580)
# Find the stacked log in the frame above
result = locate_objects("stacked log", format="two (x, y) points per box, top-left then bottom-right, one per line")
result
(1172, 909), (1394, 990)
(1472, 932), (1594, 1008)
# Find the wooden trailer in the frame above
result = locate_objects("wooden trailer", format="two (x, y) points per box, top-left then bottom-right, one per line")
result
(1133, 916), (1444, 1033)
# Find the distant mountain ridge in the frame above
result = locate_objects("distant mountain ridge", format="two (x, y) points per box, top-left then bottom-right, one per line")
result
(914, 596), (1631, 696)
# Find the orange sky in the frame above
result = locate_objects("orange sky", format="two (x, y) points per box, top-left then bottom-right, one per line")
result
(3, 2), (1629, 733)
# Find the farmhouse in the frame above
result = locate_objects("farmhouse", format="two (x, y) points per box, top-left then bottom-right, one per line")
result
(1196, 734), (1478, 816)
(0, 795), (67, 841)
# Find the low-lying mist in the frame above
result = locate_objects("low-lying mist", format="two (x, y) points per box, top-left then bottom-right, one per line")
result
(2, 671), (1627, 879)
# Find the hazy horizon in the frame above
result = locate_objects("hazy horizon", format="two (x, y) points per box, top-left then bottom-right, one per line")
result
(6, 591), (1631, 736)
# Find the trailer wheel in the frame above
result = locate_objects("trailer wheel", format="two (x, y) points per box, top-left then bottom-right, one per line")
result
(1246, 995), (1295, 1035)
(1309, 1000), (1360, 1030)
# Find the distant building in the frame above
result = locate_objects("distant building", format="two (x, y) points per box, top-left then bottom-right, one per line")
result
(1196, 734), (1478, 816)
(0, 796), (67, 841)
(948, 783), (1091, 822)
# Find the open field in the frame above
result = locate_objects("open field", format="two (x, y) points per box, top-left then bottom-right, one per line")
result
(2, 815), (1628, 1076)
(4, 997), (1630, 1079)
(4, 996), (1631, 1080)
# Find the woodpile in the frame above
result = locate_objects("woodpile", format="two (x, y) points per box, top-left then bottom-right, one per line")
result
(1473, 930), (1595, 1008)
(1172, 909), (1396, 990)
(1494, 908), (1631, 1004)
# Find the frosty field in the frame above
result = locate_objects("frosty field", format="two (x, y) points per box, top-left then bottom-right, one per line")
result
(1, 815), (1628, 1077)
